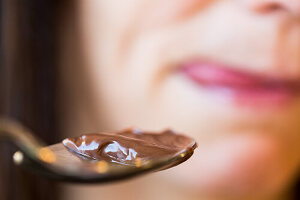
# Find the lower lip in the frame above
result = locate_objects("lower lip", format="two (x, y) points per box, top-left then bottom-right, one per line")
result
(180, 62), (300, 107)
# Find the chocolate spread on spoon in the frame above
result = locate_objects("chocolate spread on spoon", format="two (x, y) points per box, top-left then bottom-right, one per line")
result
(63, 128), (196, 166)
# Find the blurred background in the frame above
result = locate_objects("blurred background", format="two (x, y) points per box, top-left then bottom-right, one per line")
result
(1, 0), (300, 200)
(1, 0), (61, 200)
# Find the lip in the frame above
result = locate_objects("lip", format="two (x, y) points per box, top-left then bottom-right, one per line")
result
(180, 61), (300, 107)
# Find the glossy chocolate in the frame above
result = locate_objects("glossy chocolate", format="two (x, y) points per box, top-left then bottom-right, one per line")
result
(63, 128), (196, 166)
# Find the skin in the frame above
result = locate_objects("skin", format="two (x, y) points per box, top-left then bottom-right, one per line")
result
(60, 0), (300, 199)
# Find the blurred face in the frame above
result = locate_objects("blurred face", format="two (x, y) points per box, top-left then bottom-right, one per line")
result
(78, 0), (300, 198)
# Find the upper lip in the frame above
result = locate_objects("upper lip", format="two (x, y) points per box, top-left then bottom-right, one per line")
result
(180, 61), (300, 94)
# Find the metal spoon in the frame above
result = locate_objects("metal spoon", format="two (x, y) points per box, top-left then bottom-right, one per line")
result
(0, 117), (196, 183)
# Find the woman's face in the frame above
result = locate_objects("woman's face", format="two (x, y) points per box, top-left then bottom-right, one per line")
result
(78, 0), (300, 198)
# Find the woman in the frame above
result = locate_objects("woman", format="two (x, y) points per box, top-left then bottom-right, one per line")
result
(2, 0), (300, 200)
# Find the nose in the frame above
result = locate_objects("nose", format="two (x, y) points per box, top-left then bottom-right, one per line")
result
(241, 0), (300, 16)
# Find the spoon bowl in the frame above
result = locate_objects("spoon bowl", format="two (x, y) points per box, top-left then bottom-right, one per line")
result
(15, 143), (195, 183)
(1, 117), (196, 183)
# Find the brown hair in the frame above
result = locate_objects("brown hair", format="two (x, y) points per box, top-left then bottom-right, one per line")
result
(1, 0), (68, 199)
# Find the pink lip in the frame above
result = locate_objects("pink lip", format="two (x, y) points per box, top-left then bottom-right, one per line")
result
(180, 61), (300, 107)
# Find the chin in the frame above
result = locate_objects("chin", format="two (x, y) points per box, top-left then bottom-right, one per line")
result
(166, 134), (296, 199)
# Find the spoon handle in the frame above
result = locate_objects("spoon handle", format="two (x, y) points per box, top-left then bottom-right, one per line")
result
(0, 117), (44, 159)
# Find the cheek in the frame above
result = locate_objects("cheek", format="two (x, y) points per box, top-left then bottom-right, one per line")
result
(167, 134), (299, 197)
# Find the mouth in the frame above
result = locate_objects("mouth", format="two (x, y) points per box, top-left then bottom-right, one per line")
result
(179, 61), (300, 107)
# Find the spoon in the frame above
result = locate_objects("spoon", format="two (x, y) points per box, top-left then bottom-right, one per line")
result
(0, 117), (196, 183)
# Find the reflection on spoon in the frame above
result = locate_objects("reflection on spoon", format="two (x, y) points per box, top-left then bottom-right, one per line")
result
(63, 128), (197, 168)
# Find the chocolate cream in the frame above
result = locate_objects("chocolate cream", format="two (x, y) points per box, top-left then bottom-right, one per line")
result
(63, 128), (196, 166)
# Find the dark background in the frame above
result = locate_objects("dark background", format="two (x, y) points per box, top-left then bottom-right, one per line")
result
(0, 0), (63, 199)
